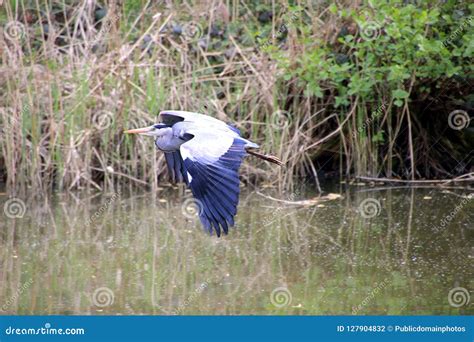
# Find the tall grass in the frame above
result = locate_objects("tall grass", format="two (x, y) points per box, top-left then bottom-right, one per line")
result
(0, 0), (472, 194)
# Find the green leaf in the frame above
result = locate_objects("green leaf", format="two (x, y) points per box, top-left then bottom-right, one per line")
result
(394, 99), (404, 107)
(372, 131), (385, 143)
(393, 89), (409, 99)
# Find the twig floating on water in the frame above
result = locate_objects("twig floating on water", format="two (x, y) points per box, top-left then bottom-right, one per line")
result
(256, 192), (342, 206)
(356, 174), (474, 185)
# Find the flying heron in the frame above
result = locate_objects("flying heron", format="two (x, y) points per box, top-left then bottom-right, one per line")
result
(124, 110), (283, 237)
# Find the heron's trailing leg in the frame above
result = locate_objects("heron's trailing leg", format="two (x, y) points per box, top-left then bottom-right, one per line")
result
(246, 148), (284, 166)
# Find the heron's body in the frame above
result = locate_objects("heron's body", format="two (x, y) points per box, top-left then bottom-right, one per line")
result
(125, 110), (281, 237)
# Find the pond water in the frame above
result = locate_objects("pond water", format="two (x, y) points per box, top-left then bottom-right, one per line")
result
(0, 183), (472, 315)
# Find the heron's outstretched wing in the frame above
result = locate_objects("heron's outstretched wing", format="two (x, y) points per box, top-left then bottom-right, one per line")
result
(164, 151), (188, 184)
(179, 132), (247, 237)
(160, 110), (240, 135)
(159, 111), (186, 125)
(160, 110), (225, 125)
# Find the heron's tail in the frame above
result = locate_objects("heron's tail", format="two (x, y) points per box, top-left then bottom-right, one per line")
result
(246, 148), (284, 166)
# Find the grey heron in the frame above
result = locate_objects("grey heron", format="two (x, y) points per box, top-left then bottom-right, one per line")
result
(124, 110), (283, 237)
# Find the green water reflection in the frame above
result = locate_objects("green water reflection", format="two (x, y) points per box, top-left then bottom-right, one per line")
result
(0, 185), (472, 315)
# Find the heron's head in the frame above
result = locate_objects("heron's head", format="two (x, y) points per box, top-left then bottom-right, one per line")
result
(123, 124), (170, 137)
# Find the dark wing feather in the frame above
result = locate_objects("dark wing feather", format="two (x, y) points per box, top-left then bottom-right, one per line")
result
(164, 151), (188, 184)
(160, 112), (185, 125)
(159, 110), (234, 129)
(227, 124), (241, 135)
(180, 136), (247, 237)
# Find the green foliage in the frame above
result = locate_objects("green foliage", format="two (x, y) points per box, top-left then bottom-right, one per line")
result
(275, 0), (472, 107)
(269, 0), (473, 176)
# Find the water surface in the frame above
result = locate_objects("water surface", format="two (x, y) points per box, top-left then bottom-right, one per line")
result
(0, 184), (472, 315)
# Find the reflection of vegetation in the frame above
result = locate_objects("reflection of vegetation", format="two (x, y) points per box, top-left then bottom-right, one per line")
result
(0, 188), (471, 314)
(0, 1), (472, 191)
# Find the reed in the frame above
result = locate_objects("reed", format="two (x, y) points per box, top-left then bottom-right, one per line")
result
(0, 0), (472, 194)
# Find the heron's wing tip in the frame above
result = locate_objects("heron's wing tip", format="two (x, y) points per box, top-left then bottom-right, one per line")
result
(181, 137), (245, 237)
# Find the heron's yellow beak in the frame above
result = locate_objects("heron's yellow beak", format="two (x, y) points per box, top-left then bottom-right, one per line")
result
(123, 126), (155, 135)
